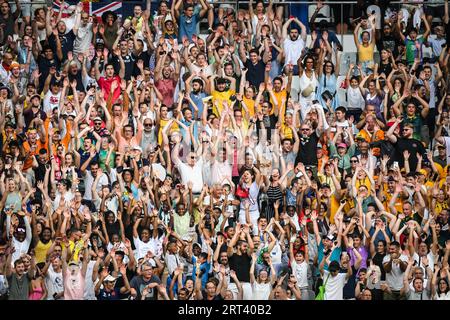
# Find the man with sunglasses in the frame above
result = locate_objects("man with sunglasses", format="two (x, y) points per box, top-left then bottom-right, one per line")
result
(386, 117), (427, 173)
(73, 7), (93, 57)
(171, 141), (203, 194)
(294, 117), (324, 173)
(141, 116), (157, 151)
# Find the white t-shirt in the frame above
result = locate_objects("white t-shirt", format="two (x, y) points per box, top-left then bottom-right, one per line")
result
(347, 86), (365, 110)
(413, 252), (437, 276)
(83, 260), (97, 300)
(323, 270), (347, 300)
(74, 23), (93, 55)
(189, 63), (215, 78)
(283, 37), (305, 66)
(43, 90), (62, 114)
(177, 158), (204, 193)
(83, 171), (109, 201)
(252, 281), (272, 300)
(45, 265), (64, 300)
(435, 292), (450, 300)
(382, 254), (409, 291)
(133, 236), (164, 260)
(210, 160), (232, 186)
(291, 260), (309, 288)
(269, 241), (282, 265)
(54, 191), (75, 211)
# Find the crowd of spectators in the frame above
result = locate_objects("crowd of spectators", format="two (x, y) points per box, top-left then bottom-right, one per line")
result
(0, 0), (449, 301)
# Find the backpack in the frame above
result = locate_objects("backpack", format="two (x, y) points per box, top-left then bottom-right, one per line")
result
(315, 274), (330, 300)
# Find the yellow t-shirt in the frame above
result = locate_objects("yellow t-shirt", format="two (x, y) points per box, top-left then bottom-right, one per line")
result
(270, 89), (287, 115)
(212, 89), (235, 116)
(242, 96), (256, 117)
(355, 177), (372, 193)
(358, 43), (375, 62)
(62, 239), (85, 262)
(158, 119), (179, 145)
(329, 194), (340, 224)
(280, 124), (293, 140)
(382, 188), (403, 213)
(35, 240), (53, 264)
(435, 201), (449, 216)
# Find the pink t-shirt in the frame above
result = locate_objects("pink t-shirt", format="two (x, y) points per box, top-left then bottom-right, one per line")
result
(155, 78), (176, 107)
(64, 270), (85, 300)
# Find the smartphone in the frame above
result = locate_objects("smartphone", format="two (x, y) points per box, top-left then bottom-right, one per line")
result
(393, 161), (399, 170)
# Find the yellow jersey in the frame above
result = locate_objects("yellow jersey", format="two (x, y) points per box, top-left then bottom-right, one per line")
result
(212, 89), (235, 116)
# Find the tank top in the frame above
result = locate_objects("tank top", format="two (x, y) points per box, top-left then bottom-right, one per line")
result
(35, 240), (53, 264)
(299, 71), (318, 107)
(358, 43), (375, 62)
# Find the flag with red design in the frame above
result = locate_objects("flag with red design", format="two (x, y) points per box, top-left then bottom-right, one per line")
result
(53, 0), (122, 20)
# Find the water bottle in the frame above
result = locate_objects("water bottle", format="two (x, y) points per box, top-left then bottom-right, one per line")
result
(346, 55), (351, 67)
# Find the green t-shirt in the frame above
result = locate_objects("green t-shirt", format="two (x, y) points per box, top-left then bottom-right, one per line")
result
(405, 36), (424, 65)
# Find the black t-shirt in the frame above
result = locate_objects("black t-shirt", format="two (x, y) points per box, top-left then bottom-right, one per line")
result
(377, 34), (399, 58)
(256, 114), (278, 143)
(0, 14), (16, 42)
(48, 31), (76, 62)
(112, 265), (136, 299)
(37, 56), (61, 92)
(23, 107), (47, 130)
(372, 252), (387, 280)
(112, 54), (135, 81)
(378, 62), (392, 77)
(391, 137), (426, 172)
(132, 50), (152, 77)
(97, 287), (120, 300)
(68, 71), (84, 93)
(342, 266), (357, 299)
(33, 159), (48, 182)
(228, 253), (251, 283)
(244, 59), (266, 88)
(201, 292), (224, 300)
(295, 131), (319, 167)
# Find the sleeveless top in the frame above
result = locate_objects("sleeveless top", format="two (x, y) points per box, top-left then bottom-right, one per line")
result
(299, 71), (318, 107)
(317, 73), (339, 110)
(265, 184), (283, 220)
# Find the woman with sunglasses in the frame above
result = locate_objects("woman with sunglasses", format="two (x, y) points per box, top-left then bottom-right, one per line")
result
(297, 54), (320, 108)
(316, 33), (340, 111)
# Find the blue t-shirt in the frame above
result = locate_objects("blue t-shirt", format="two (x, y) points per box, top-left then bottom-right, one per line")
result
(190, 91), (206, 116)
(178, 13), (200, 42)
(97, 287), (120, 300)
(191, 257), (211, 289)
(317, 240), (342, 275)
(369, 225), (392, 243)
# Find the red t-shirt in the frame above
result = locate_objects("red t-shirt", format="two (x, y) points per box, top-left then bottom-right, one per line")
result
(98, 75), (121, 101)
(155, 78), (176, 107)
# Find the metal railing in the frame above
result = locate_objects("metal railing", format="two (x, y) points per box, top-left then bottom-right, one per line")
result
(10, 0), (447, 39)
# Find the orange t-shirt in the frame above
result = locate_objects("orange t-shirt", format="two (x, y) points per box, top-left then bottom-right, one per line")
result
(23, 139), (47, 170)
